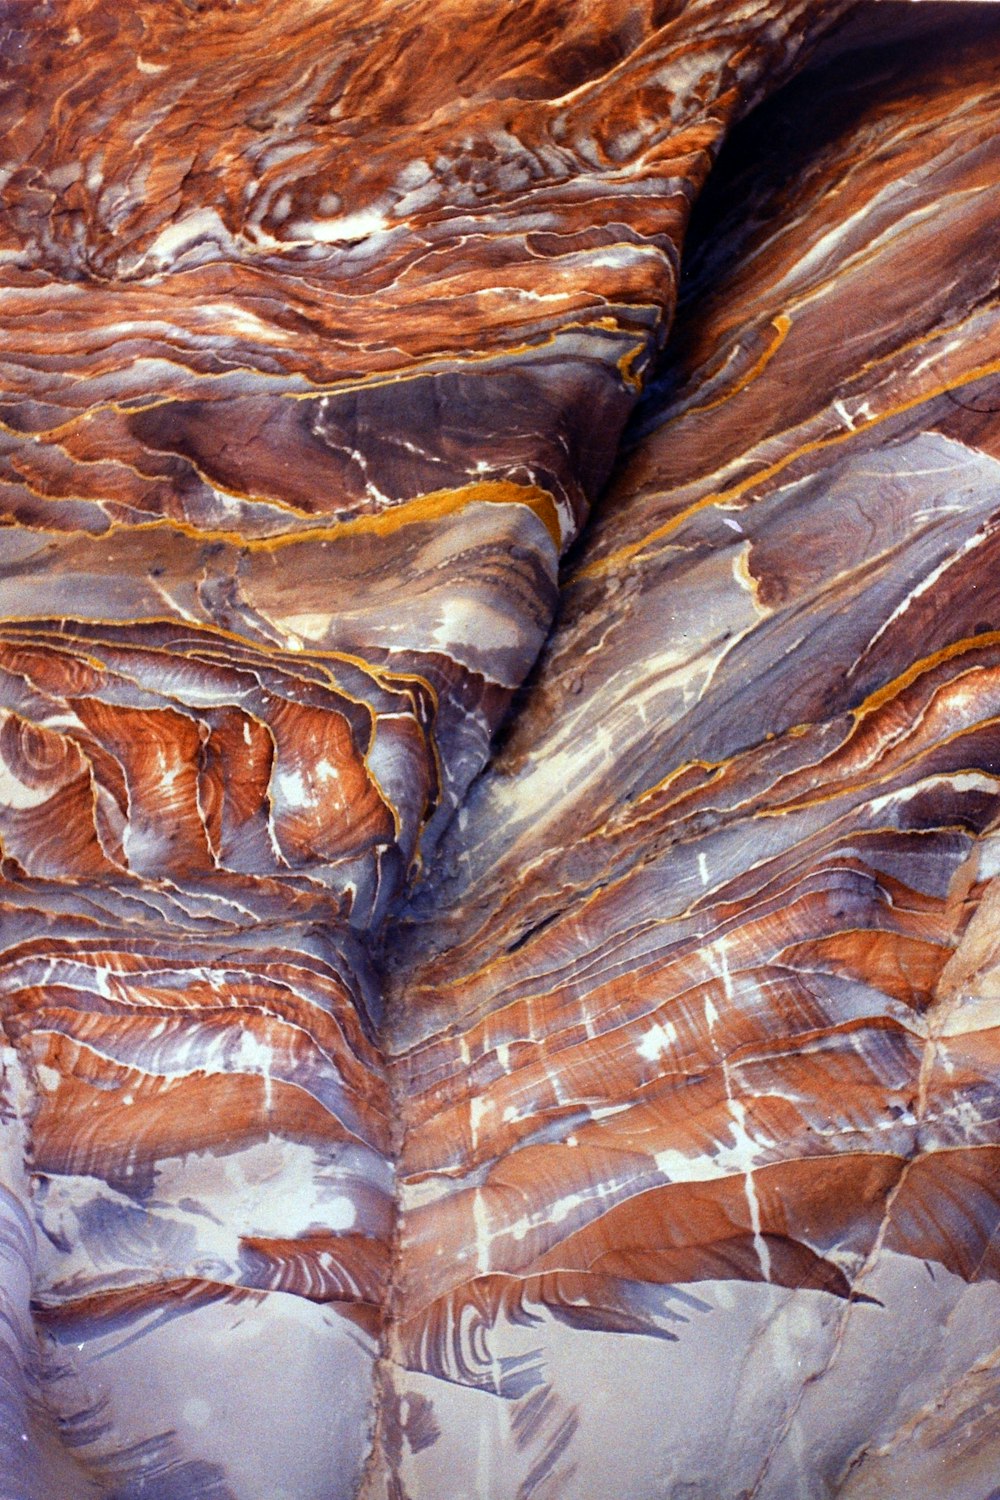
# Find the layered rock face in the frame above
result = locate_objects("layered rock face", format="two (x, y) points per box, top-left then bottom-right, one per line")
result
(1, 2), (999, 1497)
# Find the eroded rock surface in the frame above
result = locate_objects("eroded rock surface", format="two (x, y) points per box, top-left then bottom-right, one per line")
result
(1, 2), (999, 1497)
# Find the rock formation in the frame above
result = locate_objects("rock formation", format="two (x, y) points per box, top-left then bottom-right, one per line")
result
(1, 1), (999, 1496)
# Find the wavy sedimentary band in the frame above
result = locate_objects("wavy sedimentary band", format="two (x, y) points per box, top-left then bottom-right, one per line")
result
(0, 2), (862, 1494)
(384, 9), (1000, 1496)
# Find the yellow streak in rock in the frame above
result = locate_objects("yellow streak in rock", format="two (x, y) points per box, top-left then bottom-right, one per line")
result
(574, 350), (1000, 583)
(855, 305), (999, 382)
(851, 632), (1000, 721)
(0, 313), (651, 441)
(754, 711), (1000, 823)
(617, 340), (649, 394)
(0, 615), (437, 703)
(20, 479), (562, 553)
(274, 315), (640, 401)
(682, 314), (793, 418)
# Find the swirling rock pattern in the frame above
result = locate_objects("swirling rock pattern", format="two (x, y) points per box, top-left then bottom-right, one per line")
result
(1, 1), (999, 1497)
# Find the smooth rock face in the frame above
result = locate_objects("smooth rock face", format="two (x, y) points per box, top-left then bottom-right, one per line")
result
(1, 2), (999, 1496)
